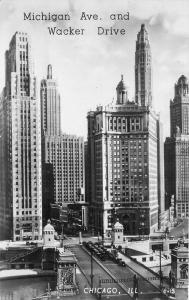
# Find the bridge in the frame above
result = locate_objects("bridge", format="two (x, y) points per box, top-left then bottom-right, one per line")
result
(66, 244), (170, 299)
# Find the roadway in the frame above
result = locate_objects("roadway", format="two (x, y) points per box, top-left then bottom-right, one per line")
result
(169, 219), (188, 238)
(66, 244), (132, 300)
(67, 245), (169, 300)
(101, 252), (168, 300)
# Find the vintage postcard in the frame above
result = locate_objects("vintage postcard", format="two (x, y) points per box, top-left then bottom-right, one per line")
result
(0, 0), (188, 299)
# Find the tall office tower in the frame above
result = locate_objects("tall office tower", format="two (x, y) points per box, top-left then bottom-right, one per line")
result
(0, 90), (7, 240)
(40, 64), (60, 224)
(87, 25), (164, 236)
(0, 32), (42, 241)
(165, 75), (189, 218)
(135, 24), (152, 107)
(41, 67), (86, 227)
(43, 134), (85, 205)
(41, 64), (61, 136)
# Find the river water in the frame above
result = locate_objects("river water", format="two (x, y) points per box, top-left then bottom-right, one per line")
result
(0, 276), (56, 300)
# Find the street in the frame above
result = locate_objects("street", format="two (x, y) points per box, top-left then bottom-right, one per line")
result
(169, 219), (189, 238)
(66, 245), (169, 300)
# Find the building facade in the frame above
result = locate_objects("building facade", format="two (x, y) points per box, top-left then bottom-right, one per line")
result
(165, 75), (189, 218)
(41, 64), (61, 137)
(43, 134), (85, 205)
(41, 66), (86, 228)
(87, 24), (164, 236)
(0, 32), (42, 241)
(135, 24), (152, 107)
(171, 245), (188, 288)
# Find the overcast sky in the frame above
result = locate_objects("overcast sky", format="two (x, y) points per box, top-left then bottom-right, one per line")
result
(0, 0), (189, 140)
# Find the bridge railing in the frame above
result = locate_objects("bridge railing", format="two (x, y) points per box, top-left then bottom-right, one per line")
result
(5, 246), (40, 263)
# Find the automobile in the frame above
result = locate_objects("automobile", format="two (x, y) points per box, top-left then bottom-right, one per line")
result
(28, 242), (37, 246)
(99, 254), (106, 261)
(121, 261), (126, 267)
(130, 237), (142, 241)
(108, 253), (115, 260)
(92, 248), (98, 253)
(117, 259), (126, 266)
(85, 243), (90, 249)
(150, 235), (162, 240)
(116, 258), (122, 264)
(98, 248), (105, 253)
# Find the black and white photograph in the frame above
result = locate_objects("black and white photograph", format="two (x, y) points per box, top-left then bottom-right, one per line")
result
(0, 0), (188, 299)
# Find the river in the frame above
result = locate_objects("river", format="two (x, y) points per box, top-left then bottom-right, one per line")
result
(0, 276), (56, 300)
(0, 265), (172, 300)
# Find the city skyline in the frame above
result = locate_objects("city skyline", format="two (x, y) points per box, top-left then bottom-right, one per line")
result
(0, 0), (189, 139)
(0, 1), (188, 299)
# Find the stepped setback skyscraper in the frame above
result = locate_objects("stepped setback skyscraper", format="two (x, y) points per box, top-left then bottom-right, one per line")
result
(87, 24), (164, 236)
(41, 66), (86, 227)
(165, 75), (189, 218)
(41, 64), (61, 136)
(0, 32), (42, 241)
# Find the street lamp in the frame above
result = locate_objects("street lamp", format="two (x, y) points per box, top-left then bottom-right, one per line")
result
(90, 249), (94, 288)
(158, 245), (163, 288)
(56, 287), (60, 300)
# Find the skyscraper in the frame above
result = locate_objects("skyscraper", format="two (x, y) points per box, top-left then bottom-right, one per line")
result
(87, 25), (164, 236)
(42, 134), (85, 206)
(165, 75), (189, 218)
(41, 64), (61, 136)
(41, 66), (86, 228)
(135, 24), (152, 107)
(0, 32), (42, 241)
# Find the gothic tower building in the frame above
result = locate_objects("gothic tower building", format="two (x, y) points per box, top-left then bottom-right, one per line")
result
(135, 24), (152, 107)
(0, 32), (42, 241)
(165, 75), (189, 218)
(87, 24), (164, 236)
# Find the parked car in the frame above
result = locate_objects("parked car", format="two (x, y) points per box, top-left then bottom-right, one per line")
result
(121, 261), (126, 267)
(116, 258), (122, 264)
